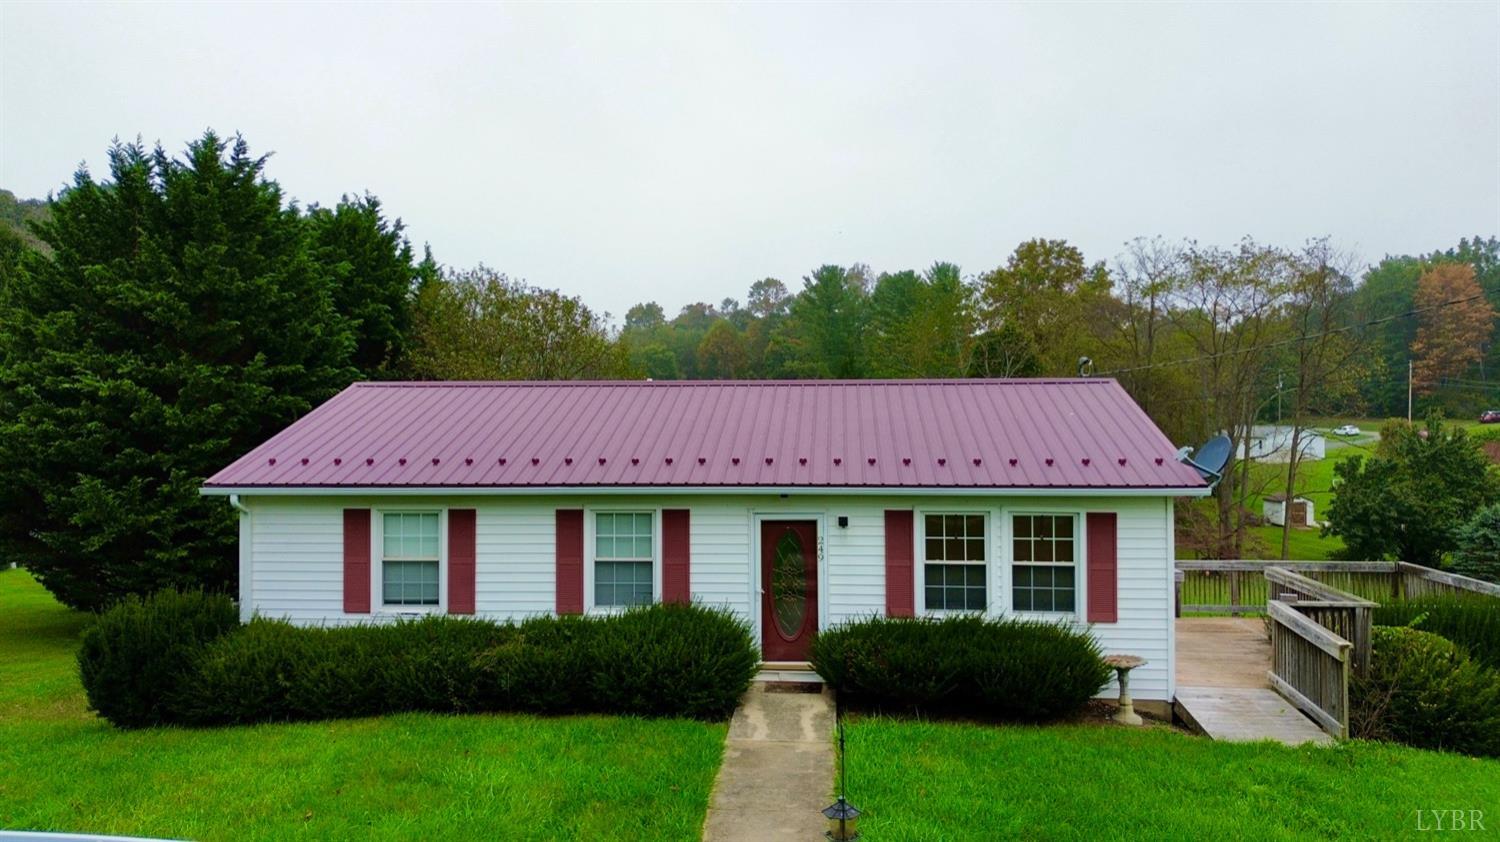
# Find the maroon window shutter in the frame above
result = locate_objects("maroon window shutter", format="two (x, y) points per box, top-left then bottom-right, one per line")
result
(343, 508), (372, 614)
(662, 509), (691, 604)
(884, 510), (915, 617)
(448, 509), (477, 615)
(556, 509), (585, 615)
(1086, 512), (1118, 623)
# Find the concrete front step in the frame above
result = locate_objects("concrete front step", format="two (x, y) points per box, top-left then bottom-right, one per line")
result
(754, 661), (824, 685)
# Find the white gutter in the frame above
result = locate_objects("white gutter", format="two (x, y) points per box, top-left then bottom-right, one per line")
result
(204, 484), (1211, 499)
(227, 494), (250, 514)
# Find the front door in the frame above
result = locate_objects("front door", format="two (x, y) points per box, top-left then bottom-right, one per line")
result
(760, 520), (818, 661)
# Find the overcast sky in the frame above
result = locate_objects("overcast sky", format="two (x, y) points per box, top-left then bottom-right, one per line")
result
(2, 2), (1497, 321)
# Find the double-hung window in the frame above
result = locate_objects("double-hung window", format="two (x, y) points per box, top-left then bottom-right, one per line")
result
(922, 513), (987, 612)
(1012, 514), (1077, 613)
(594, 511), (654, 608)
(382, 512), (440, 607)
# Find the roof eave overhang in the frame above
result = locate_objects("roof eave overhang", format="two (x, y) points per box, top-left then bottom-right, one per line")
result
(202, 484), (1211, 499)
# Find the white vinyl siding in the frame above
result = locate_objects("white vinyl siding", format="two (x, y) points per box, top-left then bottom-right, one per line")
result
(238, 493), (1175, 700)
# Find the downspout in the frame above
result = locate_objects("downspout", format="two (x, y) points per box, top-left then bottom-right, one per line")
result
(229, 494), (252, 622)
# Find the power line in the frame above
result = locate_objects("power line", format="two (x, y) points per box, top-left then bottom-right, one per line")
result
(1096, 292), (1488, 377)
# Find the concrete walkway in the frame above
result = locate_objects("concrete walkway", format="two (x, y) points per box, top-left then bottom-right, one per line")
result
(702, 684), (834, 841)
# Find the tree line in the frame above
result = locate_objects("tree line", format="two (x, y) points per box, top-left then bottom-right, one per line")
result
(1, 131), (1495, 607)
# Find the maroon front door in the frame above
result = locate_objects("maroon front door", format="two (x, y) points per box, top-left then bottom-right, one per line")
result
(761, 520), (818, 661)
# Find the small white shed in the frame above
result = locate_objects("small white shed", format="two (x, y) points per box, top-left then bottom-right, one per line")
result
(1263, 494), (1315, 528)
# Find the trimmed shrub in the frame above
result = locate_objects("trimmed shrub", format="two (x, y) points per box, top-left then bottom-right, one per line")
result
(810, 615), (1111, 721)
(77, 589), (240, 728)
(587, 602), (760, 719)
(1351, 626), (1500, 758)
(110, 600), (757, 728)
(1374, 595), (1500, 669)
(170, 615), (517, 725)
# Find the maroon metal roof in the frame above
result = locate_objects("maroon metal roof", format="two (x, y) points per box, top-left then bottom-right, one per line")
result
(203, 379), (1205, 490)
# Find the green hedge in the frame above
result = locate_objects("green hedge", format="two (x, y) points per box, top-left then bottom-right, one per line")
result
(810, 615), (1111, 721)
(1374, 595), (1500, 669)
(81, 594), (759, 728)
(1351, 626), (1500, 758)
(77, 589), (240, 728)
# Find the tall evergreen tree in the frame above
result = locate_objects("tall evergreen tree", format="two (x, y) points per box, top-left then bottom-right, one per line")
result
(0, 133), (358, 610)
(770, 264), (867, 377)
(307, 195), (417, 376)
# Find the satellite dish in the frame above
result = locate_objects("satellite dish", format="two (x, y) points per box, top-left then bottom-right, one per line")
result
(1178, 434), (1231, 483)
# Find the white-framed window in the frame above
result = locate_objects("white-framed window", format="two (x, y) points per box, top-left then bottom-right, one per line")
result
(1011, 513), (1077, 613)
(920, 513), (988, 612)
(380, 511), (442, 608)
(592, 510), (655, 608)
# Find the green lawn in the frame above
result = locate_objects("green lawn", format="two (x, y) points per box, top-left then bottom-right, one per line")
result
(0, 569), (726, 841)
(1176, 443), (1369, 561)
(845, 717), (1500, 841)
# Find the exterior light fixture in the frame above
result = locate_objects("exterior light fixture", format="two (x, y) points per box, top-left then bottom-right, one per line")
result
(837, 516), (849, 529)
(823, 796), (861, 841)
(824, 684), (861, 841)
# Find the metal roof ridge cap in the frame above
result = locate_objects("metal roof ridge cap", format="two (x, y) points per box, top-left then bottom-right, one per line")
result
(347, 377), (1122, 388)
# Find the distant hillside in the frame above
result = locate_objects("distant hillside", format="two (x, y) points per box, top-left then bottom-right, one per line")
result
(0, 189), (51, 252)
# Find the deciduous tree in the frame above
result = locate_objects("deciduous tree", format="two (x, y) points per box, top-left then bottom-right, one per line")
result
(1411, 263), (1494, 394)
(1324, 416), (1499, 566)
(407, 266), (635, 380)
(976, 239), (1111, 376)
(696, 320), (749, 378)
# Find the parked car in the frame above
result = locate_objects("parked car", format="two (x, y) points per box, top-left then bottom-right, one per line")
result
(1332, 424), (1360, 436)
(1481, 410), (1500, 424)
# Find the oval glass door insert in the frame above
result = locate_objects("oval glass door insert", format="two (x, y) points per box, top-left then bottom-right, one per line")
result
(772, 529), (807, 638)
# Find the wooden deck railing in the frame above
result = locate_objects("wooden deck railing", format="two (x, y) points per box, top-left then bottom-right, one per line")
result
(1264, 567), (1376, 676)
(1266, 599), (1352, 738)
(1396, 562), (1500, 599)
(1175, 560), (1498, 616)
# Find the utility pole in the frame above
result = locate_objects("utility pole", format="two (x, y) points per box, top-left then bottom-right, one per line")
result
(1407, 358), (1413, 423)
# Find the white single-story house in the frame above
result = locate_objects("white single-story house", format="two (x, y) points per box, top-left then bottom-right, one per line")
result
(1236, 425), (1325, 463)
(202, 379), (1209, 707)
(1263, 494), (1316, 528)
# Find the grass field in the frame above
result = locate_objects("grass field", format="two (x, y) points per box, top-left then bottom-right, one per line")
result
(0, 569), (726, 841)
(845, 717), (1500, 841)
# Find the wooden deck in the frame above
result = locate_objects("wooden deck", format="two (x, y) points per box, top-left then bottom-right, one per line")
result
(1175, 618), (1332, 745)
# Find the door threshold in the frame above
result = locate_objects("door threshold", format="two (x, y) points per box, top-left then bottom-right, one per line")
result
(755, 662), (823, 685)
